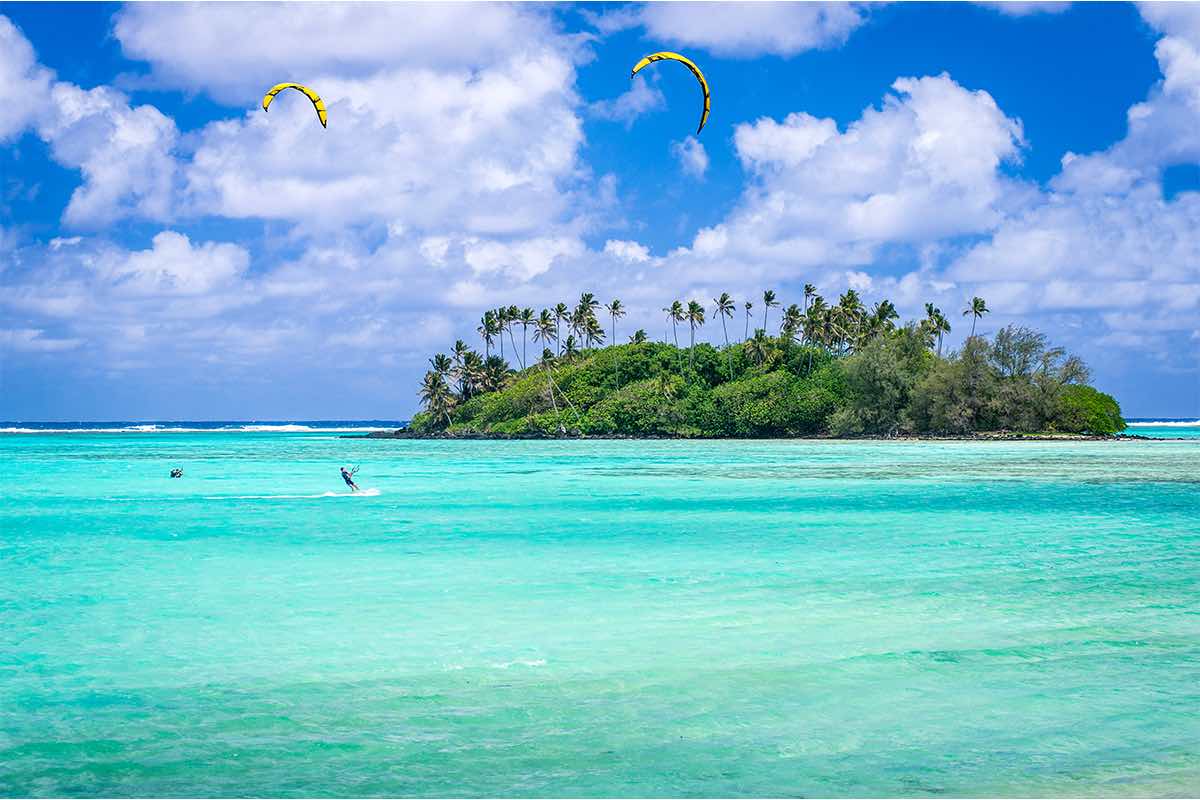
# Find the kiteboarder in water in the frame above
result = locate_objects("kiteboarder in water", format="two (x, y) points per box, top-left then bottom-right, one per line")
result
(340, 466), (360, 492)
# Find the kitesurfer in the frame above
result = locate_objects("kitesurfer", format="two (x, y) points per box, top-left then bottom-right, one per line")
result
(340, 466), (360, 492)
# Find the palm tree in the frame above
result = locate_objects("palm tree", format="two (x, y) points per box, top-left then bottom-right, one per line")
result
(781, 303), (803, 342)
(819, 305), (838, 355)
(429, 353), (452, 381)
(664, 301), (684, 348)
(685, 300), (705, 370)
(494, 306), (509, 359)
(571, 294), (599, 347)
(964, 296), (989, 338)
(762, 290), (779, 331)
(504, 305), (521, 360)
(460, 350), (484, 398)
(585, 315), (606, 349)
(477, 311), (497, 357)
(629, 329), (648, 344)
(713, 292), (735, 379)
(577, 292), (599, 323)
(923, 304), (951, 356)
(803, 283), (816, 315)
(802, 297), (825, 344)
(452, 339), (469, 365)
(570, 305), (585, 345)
(744, 328), (770, 366)
(802, 295), (827, 373)
(481, 354), (511, 393)
(933, 310), (951, 356)
(552, 303), (570, 355)
(836, 290), (864, 354)
(605, 299), (625, 344)
(533, 309), (557, 355)
(871, 300), (899, 340)
(444, 347), (460, 398)
(744, 301), (753, 341)
(518, 307), (535, 369)
(562, 334), (579, 359)
(419, 370), (456, 428)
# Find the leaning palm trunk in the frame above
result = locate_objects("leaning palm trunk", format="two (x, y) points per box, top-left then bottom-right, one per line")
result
(611, 315), (620, 390)
(720, 317), (732, 379)
(671, 321), (682, 371)
(541, 362), (581, 434)
(689, 323), (696, 370)
(508, 328), (522, 368)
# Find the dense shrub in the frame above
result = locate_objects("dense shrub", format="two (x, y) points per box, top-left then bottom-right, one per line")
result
(1052, 385), (1125, 434)
(834, 327), (932, 435)
(712, 371), (839, 436)
(578, 376), (687, 435)
(906, 337), (996, 434)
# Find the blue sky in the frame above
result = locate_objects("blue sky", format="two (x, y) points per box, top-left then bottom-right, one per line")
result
(1, 1), (1197, 420)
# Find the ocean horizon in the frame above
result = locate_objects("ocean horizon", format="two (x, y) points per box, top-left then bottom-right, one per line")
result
(2, 429), (1198, 796)
(2, 417), (1198, 436)
(0, 420), (408, 434)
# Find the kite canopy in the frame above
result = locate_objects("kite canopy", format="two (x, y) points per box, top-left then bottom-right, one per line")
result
(261, 83), (328, 128)
(630, 52), (710, 135)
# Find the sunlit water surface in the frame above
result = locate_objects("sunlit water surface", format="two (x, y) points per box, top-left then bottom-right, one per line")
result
(2, 432), (1198, 797)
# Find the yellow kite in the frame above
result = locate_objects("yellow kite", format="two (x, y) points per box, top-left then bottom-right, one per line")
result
(630, 52), (710, 135)
(261, 83), (327, 128)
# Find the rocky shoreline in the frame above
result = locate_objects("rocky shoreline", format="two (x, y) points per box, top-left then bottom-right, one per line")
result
(345, 430), (1173, 442)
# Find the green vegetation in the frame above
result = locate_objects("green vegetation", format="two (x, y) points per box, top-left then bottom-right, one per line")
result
(410, 290), (1125, 438)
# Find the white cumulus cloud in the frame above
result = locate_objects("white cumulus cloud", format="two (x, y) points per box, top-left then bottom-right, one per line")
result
(603, 239), (652, 264)
(672, 136), (709, 178)
(589, 76), (666, 127)
(624, 2), (872, 57)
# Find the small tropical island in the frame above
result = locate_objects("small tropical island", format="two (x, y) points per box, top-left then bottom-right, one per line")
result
(399, 289), (1126, 439)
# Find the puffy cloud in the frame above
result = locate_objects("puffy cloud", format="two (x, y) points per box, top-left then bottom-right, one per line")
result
(0, 16), (178, 227)
(672, 135), (709, 178)
(932, 2), (1200, 368)
(0, 16), (53, 142)
(462, 236), (585, 282)
(598, 2), (871, 57)
(39, 83), (178, 226)
(1051, 5), (1200, 193)
(734, 112), (838, 169)
(589, 76), (665, 126)
(111, 3), (593, 252)
(113, 3), (564, 101)
(180, 49), (584, 233)
(603, 239), (652, 264)
(674, 73), (1026, 276)
(98, 231), (249, 296)
(951, 186), (1200, 290)
(0, 4), (607, 401)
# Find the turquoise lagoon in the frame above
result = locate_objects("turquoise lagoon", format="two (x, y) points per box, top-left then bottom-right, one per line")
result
(1, 429), (1198, 796)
